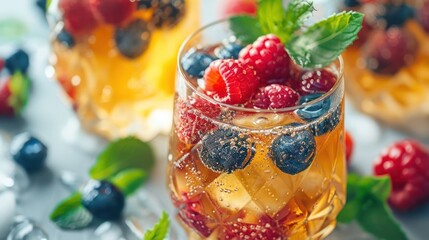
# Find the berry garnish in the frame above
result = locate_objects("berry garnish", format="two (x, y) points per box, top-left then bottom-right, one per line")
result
(138, 0), (156, 9)
(181, 51), (217, 78)
(345, 131), (354, 164)
(270, 123), (316, 175)
(215, 42), (243, 59)
(176, 96), (221, 144)
(298, 69), (337, 95)
(223, 219), (282, 240)
(199, 129), (255, 173)
(56, 29), (76, 48)
(36, 0), (47, 14)
(5, 49), (30, 74)
(152, 0), (185, 28)
(374, 140), (429, 211)
(251, 84), (299, 109)
(203, 59), (259, 104)
(90, 0), (136, 25)
(377, 3), (415, 29)
(59, 0), (98, 36)
(418, 0), (429, 32)
(220, 0), (257, 17)
(114, 19), (152, 59)
(0, 72), (30, 116)
(10, 133), (47, 173)
(239, 34), (291, 83)
(363, 28), (418, 75)
(81, 180), (125, 220)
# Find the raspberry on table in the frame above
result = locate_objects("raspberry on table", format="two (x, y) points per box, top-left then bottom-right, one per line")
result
(251, 84), (299, 109)
(239, 34), (291, 84)
(374, 140), (429, 211)
(203, 59), (259, 104)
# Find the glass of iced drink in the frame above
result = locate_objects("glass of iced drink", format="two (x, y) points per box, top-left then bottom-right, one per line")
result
(168, 19), (346, 239)
(47, 0), (200, 140)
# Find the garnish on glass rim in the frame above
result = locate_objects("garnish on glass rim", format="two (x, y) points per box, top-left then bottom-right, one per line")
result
(230, 0), (364, 68)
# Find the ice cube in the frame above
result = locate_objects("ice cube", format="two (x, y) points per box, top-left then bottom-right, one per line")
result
(93, 222), (124, 240)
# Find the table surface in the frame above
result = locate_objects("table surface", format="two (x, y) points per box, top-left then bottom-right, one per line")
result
(0, 0), (428, 239)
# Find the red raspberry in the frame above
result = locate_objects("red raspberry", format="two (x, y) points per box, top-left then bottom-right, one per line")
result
(176, 96), (221, 144)
(0, 78), (14, 116)
(222, 217), (282, 240)
(374, 140), (429, 211)
(418, 0), (429, 32)
(239, 34), (291, 84)
(90, 0), (136, 26)
(59, 0), (98, 36)
(220, 0), (257, 18)
(251, 84), (299, 109)
(203, 59), (259, 104)
(298, 69), (337, 95)
(345, 131), (354, 164)
(0, 58), (4, 71)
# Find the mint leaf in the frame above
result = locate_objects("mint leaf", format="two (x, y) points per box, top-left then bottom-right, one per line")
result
(50, 193), (93, 230)
(110, 169), (148, 196)
(286, 11), (364, 68)
(257, 0), (285, 39)
(9, 71), (30, 114)
(337, 199), (360, 223)
(46, 0), (52, 11)
(90, 137), (155, 180)
(144, 212), (170, 240)
(229, 15), (263, 45)
(282, 0), (314, 43)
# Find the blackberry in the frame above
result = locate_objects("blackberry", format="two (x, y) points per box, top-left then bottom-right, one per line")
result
(152, 0), (186, 28)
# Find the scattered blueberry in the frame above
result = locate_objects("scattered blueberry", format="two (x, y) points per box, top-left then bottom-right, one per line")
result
(199, 129), (255, 173)
(269, 123), (316, 175)
(114, 19), (152, 59)
(181, 50), (216, 78)
(10, 133), (47, 173)
(344, 0), (360, 7)
(152, 0), (185, 28)
(81, 180), (125, 221)
(215, 42), (243, 59)
(377, 3), (415, 29)
(36, 0), (47, 14)
(5, 49), (30, 74)
(57, 29), (75, 48)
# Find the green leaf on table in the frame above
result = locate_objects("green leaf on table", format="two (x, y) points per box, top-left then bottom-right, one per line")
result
(110, 168), (148, 196)
(90, 137), (155, 180)
(229, 15), (263, 45)
(0, 19), (26, 41)
(9, 71), (30, 114)
(144, 212), (170, 240)
(46, 0), (52, 11)
(286, 11), (364, 68)
(50, 192), (93, 230)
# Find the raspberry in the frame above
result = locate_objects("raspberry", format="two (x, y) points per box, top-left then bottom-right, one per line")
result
(298, 69), (337, 95)
(239, 34), (291, 84)
(418, 0), (429, 32)
(59, 0), (98, 36)
(220, 0), (257, 17)
(203, 59), (259, 104)
(251, 84), (299, 109)
(345, 131), (353, 164)
(374, 140), (429, 211)
(0, 58), (4, 71)
(222, 217), (282, 240)
(176, 96), (221, 144)
(90, 0), (136, 25)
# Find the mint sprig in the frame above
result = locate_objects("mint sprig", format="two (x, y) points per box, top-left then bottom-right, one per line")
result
(229, 0), (363, 68)
(338, 174), (408, 240)
(110, 169), (148, 196)
(143, 212), (170, 240)
(50, 193), (93, 230)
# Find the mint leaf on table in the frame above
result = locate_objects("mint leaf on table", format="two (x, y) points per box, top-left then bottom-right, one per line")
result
(9, 71), (30, 114)
(46, 0), (52, 11)
(229, 15), (263, 45)
(338, 174), (407, 240)
(90, 137), (155, 180)
(110, 168), (148, 196)
(143, 212), (170, 240)
(50, 193), (93, 230)
(286, 11), (364, 68)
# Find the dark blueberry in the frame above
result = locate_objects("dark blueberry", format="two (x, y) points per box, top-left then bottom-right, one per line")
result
(270, 123), (316, 175)
(296, 93), (341, 136)
(81, 180), (125, 221)
(344, 0), (360, 8)
(377, 3), (415, 29)
(181, 50), (216, 78)
(215, 42), (243, 59)
(199, 129), (255, 173)
(138, 0), (157, 9)
(114, 19), (152, 59)
(152, 0), (185, 28)
(36, 0), (47, 14)
(57, 29), (75, 48)
(10, 133), (47, 173)
(5, 49), (30, 74)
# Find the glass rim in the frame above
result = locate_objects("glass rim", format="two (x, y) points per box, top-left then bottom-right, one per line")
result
(177, 18), (344, 113)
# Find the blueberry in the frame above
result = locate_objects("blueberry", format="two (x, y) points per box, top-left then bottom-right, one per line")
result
(377, 3), (415, 29)
(199, 129), (255, 173)
(10, 133), (47, 173)
(215, 42), (243, 59)
(57, 29), (75, 48)
(270, 123), (316, 175)
(296, 93), (341, 136)
(138, 0), (156, 9)
(5, 49), (30, 74)
(152, 0), (185, 28)
(81, 180), (125, 221)
(114, 19), (152, 59)
(181, 50), (216, 78)
(344, 0), (360, 7)
(36, 0), (47, 14)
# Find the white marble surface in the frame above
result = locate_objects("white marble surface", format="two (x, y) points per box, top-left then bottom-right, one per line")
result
(0, 0), (428, 239)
